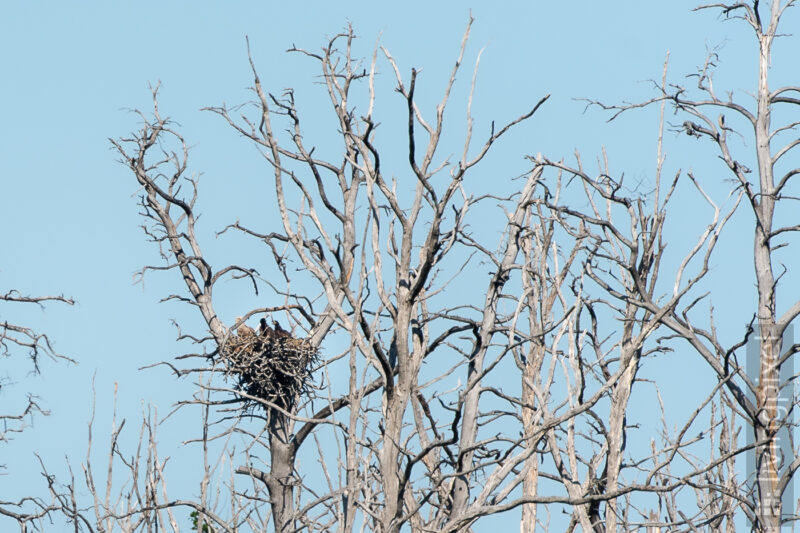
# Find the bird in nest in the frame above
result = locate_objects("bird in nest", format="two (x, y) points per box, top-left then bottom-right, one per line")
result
(259, 317), (274, 337)
(273, 320), (291, 338)
(235, 317), (256, 337)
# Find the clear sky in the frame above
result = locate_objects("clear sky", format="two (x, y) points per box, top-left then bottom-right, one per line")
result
(1, 1), (794, 530)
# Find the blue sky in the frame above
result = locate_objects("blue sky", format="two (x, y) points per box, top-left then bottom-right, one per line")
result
(1, 1), (793, 529)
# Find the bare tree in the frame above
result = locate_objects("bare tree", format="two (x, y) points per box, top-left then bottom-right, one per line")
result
(531, 1), (800, 530)
(106, 21), (566, 532)
(673, 4), (800, 529)
(25, 2), (799, 532)
(0, 290), (74, 442)
(0, 284), (73, 529)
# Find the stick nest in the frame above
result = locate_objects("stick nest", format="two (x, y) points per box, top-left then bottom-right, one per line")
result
(220, 327), (318, 411)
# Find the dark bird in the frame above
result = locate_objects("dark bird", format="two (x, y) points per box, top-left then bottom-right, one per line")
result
(259, 317), (273, 337)
(274, 320), (290, 338)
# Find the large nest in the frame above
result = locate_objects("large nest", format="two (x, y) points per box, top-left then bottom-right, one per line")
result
(220, 324), (318, 412)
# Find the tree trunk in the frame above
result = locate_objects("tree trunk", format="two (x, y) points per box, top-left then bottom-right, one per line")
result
(267, 416), (297, 533)
(753, 10), (780, 530)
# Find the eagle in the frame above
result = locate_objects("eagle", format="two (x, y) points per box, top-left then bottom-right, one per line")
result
(235, 317), (256, 337)
(259, 317), (274, 337)
(274, 320), (290, 338)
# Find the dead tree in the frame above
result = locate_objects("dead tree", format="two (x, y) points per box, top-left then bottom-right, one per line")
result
(0, 286), (73, 530)
(0, 290), (74, 442)
(103, 19), (577, 533)
(205, 21), (558, 533)
(681, 4), (800, 528)
(42, 3), (797, 532)
(535, 1), (800, 530)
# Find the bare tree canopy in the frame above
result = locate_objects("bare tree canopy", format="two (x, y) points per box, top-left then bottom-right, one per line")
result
(0, 290), (73, 523)
(0, 288), (75, 433)
(2, 1), (800, 532)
